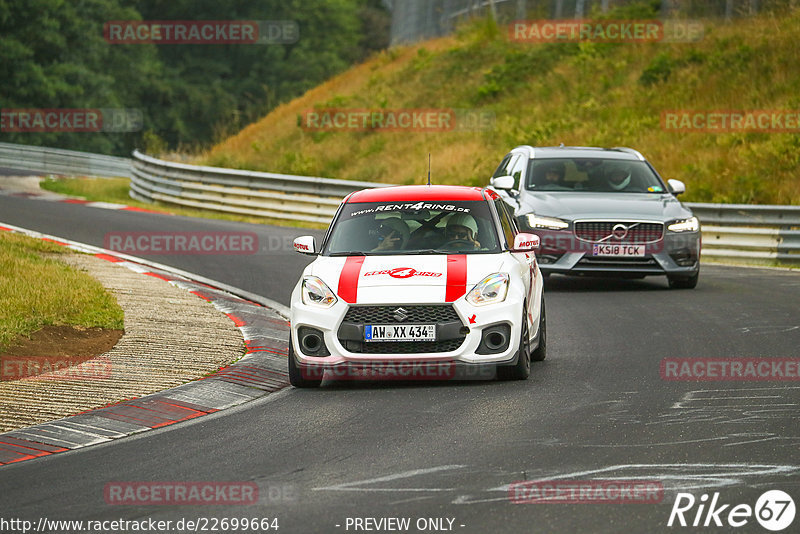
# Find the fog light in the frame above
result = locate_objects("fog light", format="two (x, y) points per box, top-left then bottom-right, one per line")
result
(297, 327), (330, 357)
(476, 324), (511, 355)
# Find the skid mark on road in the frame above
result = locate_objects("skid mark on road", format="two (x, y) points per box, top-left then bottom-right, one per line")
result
(452, 463), (800, 505)
(314, 465), (467, 493)
(655, 386), (800, 426)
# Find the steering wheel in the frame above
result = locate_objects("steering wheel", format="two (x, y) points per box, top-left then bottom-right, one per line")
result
(440, 239), (478, 250)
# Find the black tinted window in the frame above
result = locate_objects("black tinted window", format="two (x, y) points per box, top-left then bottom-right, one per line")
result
(325, 200), (500, 255)
(526, 158), (667, 193)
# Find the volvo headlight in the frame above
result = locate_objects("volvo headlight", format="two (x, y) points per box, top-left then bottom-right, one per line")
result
(667, 217), (700, 233)
(525, 214), (569, 230)
(466, 273), (510, 306)
(301, 276), (337, 308)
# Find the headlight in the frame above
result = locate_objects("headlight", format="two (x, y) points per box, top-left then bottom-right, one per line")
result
(525, 214), (569, 230)
(301, 276), (337, 308)
(466, 273), (509, 306)
(667, 217), (700, 233)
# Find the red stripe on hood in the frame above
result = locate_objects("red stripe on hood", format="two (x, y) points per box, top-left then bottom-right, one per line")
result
(338, 256), (365, 303)
(445, 254), (467, 302)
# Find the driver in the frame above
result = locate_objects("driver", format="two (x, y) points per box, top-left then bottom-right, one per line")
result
(604, 162), (632, 191)
(443, 213), (480, 249)
(542, 161), (566, 185)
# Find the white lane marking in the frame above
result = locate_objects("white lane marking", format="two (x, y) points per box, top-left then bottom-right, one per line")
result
(314, 465), (466, 492)
(737, 325), (799, 334)
(85, 201), (127, 210)
(722, 436), (782, 447)
(689, 396), (784, 400)
(573, 436), (730, 447)
(452, 494), (506, 505)
(389, 495), (438, 505)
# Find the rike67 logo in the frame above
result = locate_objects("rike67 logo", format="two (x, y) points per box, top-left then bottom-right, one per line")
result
(668, 490), (795, 531)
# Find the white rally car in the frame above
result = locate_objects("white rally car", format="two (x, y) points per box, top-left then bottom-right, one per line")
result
(289, 185), (546, 387)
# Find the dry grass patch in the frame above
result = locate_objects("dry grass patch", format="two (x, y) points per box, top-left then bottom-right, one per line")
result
(0, 232), (125, 351)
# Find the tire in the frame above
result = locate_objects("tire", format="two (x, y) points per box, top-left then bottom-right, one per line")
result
(530, 297), (547, 362)
(668, 271), (699, 289)
(288, 340), (322, 388)
(497, 305), (531, 381)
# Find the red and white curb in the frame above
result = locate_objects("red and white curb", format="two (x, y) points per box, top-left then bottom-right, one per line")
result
(0, 188), (169, 215)
(0, 223), (290, 466)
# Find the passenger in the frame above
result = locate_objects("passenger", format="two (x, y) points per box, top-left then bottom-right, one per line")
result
(372, 217), (410, 251)
(537, 161), (569, 190)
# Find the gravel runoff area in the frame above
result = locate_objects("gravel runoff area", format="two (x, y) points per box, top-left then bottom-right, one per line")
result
(0, 251), (245, 433)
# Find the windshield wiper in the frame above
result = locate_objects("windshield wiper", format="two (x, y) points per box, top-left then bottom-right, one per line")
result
(412, 249), (447, 254)
(328, 251), (367, 256)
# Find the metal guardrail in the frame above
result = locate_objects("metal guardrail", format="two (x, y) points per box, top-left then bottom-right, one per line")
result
(130, 150), (389, 225)
(0, 142), (131, 178)
(130, 151), (799, 264)
(0, 142), (797, 265)
(686, 203), (800, 265)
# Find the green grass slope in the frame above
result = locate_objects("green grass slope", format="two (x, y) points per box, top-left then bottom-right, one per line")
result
(203, 5), (800, 205)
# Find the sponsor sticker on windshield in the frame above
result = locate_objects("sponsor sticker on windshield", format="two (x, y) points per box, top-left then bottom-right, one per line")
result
(349, 202), (472, 218)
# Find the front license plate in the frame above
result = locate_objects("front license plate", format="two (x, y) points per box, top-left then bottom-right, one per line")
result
(592, 244), (645, 257)
(365, 324), (436, 342)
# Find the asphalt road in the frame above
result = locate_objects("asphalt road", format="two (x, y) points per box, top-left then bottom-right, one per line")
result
(1, 194), (799, 533)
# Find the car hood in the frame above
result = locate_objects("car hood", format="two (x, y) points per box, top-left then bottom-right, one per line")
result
(519, 192), (692, 221)
(306, 254), (506, 305)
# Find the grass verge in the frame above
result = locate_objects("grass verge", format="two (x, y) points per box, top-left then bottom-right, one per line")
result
(39, 176), (327, 230)
(0, 231), (125, 351)
(203, 4), (800, 205)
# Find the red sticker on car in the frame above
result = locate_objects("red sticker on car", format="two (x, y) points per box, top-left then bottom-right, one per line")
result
(445, 254), (467, 302)
(337, 256), (365, 303)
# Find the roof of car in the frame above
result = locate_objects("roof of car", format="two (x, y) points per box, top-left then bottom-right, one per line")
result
(513, 146), (645, 161)
(347, 185), (488, 203)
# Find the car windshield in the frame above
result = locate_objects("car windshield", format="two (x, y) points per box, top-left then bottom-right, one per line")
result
(525, 158), (668, 193)
(324, 200), (500, 255)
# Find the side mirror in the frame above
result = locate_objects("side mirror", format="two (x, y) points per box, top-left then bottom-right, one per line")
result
(667, 179), (686, 196)
(293, 236), (317, 255)
(512, 232), (540, 252)
(491, 175), (515, 190)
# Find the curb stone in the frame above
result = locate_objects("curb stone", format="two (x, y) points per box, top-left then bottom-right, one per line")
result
(0, 224), (290, 467)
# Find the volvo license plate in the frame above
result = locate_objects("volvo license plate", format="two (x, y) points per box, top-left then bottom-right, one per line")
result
(592, 244), (645, 256)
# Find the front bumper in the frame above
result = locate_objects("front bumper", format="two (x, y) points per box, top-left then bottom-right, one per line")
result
(530, 228), (701, 277)
(289, 291), (532, 375)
